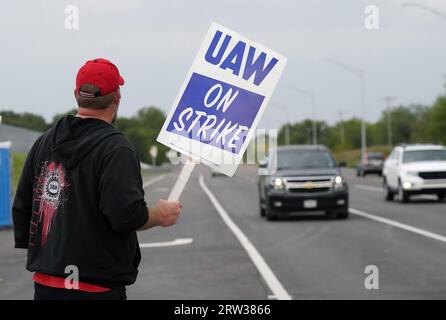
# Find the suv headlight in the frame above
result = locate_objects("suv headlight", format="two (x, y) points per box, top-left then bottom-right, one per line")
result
(269, 177), (284, 190)
(333, 175), (345, 190)
(405, 171), (418, 177)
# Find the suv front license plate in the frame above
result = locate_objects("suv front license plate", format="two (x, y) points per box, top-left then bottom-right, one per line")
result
(303, 199), (317, 208)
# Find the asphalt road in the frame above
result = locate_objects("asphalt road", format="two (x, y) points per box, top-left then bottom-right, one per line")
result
(0, 165), (445, 299)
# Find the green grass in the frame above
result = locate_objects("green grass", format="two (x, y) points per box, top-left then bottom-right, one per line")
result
(12, 152), (26, 196)
(332, 146), (391, 168)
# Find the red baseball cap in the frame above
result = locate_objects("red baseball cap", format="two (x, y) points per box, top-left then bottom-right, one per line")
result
(76, 58), (124, 97)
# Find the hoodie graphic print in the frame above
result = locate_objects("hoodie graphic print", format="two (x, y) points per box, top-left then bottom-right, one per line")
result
(29, 161), (69, 247)
(13, 115), (149, 287)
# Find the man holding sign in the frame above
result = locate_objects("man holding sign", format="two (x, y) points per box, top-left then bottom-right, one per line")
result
(13, 58), (181, 300)
(158, 23), (286, 199)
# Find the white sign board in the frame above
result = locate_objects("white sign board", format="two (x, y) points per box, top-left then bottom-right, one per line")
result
(157, 23), (287, 176)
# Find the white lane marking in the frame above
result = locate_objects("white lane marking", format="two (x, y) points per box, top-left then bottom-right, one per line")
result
(355, 184), (440, 200)
(143, 174), (166, 188)
(199, 175), (292, 300)
(418, 195), (438, 200)
(350, 208), (446, 243)
(139, 238), (193, 248)
(355, 184), (382, 192)
(153, 187), (170, 192)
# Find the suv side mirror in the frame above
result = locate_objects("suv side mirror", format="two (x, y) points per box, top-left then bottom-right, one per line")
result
(338, 161), (347, 167)
(258, 159), (268, 168)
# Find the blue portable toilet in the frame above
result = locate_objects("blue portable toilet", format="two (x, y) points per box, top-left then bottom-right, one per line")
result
(0, 141), (12, 227)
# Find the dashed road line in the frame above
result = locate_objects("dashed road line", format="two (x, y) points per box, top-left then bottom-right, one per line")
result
(355, 184), (439, 200)
(140, 238), (194, 248)
(143, 174), (166, 188)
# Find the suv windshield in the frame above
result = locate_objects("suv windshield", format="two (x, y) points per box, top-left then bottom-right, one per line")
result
(403, 149), (446, 163)
(367, 153), (383, 160)
(276, 149), (336, 170)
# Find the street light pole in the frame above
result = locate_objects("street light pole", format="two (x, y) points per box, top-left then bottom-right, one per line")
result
(382, 96), (396, 148)
(359, 70), (366, 158)
(271, 103), (291, 145)
(287, 87), (317, 145)
(325, 59), (367, 157)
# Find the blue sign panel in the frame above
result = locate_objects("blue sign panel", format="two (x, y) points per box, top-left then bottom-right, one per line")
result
(166, 72), (264, 154)
(0, 147), (11, 227)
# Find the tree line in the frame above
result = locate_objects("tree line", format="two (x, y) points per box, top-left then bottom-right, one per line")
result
(1, 93), (445, 164)
(0, 106), (169, 165)
(277, 95), (446, 150)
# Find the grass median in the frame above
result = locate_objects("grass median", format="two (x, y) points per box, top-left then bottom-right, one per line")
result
(12, 152), (26, 196)
(331, 146), (391, 168)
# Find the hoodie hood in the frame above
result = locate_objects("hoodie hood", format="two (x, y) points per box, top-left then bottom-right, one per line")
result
(51, 115), (122, 169)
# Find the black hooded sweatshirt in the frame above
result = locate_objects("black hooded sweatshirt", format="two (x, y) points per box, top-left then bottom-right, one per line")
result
(12, 115), (149, 289)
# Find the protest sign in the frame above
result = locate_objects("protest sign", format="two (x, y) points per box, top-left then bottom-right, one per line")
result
(157, 23), (287, 199)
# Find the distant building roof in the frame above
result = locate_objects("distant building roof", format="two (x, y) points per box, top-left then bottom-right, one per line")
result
(0, 123), (42, 153)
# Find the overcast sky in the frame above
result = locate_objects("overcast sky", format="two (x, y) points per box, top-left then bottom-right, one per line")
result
(1, 0), (445, 129)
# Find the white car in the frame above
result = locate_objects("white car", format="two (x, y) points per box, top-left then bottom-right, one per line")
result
(382, 144), (446, 203)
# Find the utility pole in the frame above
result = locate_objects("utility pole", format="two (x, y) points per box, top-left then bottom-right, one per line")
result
(271, 103), (291, 145)
(305, 127), (312, 145)
(324, 59), (366, 158)
(382, 97), (396, 149)
(285, 123), (290, 145)
(287, 87), (317, 145)
(336, 110), (346, 145)
(444, 74), (446, 96)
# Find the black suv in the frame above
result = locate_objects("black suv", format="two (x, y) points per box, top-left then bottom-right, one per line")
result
(258, 145), (349, 220)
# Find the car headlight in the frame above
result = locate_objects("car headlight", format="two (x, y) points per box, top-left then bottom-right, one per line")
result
(333, 175), (345, 190)
(269, 177), (284, 190)
(405, 171), (418, 177)
(402, 181), (413, 189)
